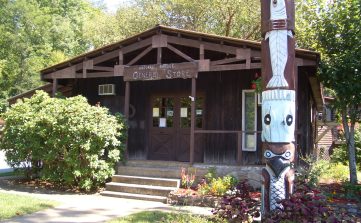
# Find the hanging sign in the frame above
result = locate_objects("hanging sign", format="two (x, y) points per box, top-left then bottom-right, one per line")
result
(124, 62), (198, 81)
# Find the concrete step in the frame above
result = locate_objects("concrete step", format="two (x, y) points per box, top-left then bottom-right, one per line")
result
(100, 191), (167, 203)
(125, 160), (191, 168)
(111, 175), (180, 188)
(105, 182), (177, 197)
(118, 166), (207, 179)
(118, 166), (181, 178)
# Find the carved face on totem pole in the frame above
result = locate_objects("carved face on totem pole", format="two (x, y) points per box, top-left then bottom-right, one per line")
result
(262, 90), (295, 143)
(260, 0), (296, 214)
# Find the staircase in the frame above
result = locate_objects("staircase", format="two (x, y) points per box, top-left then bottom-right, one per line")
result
(101, 160), (195, 203)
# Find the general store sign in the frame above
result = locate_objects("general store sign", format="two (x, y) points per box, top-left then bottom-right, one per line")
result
(124, 62), (198, 81)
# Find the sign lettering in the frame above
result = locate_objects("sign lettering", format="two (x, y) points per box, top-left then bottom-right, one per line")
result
(124, 62), (198, 81)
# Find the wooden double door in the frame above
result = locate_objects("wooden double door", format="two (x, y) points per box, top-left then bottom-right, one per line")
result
(148, 94), (204, 162)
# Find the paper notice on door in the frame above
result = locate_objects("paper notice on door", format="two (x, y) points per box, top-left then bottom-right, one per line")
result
(153, 107), (159, 117)
(181, 107), (188, 117)
(159, 118), (166, 127)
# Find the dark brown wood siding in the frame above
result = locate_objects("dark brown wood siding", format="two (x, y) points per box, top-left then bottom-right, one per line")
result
(73, 77), (125, 114)
(197, 70), (262, 164)
(297, 67), (315, 157)
(72, 68), (314, 165)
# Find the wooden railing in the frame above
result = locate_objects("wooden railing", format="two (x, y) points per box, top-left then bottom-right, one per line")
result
(194, 130), (262, 165)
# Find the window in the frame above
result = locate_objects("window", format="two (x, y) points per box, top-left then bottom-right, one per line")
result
(180, 97), (203, 128)
(152, 97), (174, 128)
(242, 90), (257, 151)
(98, 84), (115, 95)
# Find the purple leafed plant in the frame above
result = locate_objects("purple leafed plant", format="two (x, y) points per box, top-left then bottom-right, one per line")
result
(264, 181), (339, 223)
(212, 180), (260, 222)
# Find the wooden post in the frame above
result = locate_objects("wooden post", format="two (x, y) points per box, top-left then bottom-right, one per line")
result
(199, 44), (204, 60)
(190, 78), (196, 165)
(52, 78), (58, 97)
(237, 132), (243, 165)
(157, 47), (162, 64)
(124, 81), (130, 159)
(124, 82), (130, 118)
(261, 0), (296, 214)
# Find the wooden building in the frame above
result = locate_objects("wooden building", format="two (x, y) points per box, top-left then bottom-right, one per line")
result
(14, 25), (323, 166)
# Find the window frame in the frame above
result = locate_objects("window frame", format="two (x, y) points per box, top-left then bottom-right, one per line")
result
(242, 89), (257, 152)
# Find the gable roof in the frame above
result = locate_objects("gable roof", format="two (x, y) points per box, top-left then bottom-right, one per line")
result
(41, 25), (319, 75)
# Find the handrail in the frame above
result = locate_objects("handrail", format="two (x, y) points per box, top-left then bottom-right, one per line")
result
(195, 130), (262, 134)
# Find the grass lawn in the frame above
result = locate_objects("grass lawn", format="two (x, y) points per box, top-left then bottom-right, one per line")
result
(0, 171), (15, 177)
(108, 211), (225, 223)
(0, 192), (58, 221)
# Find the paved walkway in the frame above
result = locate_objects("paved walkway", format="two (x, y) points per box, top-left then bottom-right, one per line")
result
(0, 179), (212, 223)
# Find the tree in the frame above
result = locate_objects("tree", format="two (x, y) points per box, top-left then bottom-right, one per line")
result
(0, 0), (96, 100)
(315, 0), (361, 184)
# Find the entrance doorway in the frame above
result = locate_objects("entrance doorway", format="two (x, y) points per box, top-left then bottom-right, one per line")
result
(149, 94), (204, 162)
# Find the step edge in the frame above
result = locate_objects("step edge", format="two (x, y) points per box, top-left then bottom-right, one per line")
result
(106, 182), (178, 191)
(113, 175), (181, 181)
(100, 191), (167, 200)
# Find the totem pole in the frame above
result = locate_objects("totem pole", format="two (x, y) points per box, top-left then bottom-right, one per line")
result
(260, 0), (296, 213)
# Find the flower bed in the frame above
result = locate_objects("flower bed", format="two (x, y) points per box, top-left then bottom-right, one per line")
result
(167, 188), (261, 208)
(167, 188), (222, 207)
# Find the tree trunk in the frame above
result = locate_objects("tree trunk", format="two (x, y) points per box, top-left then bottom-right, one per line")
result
(341, 110), (358, 184)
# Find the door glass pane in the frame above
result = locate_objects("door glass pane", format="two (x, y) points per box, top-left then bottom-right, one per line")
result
(153, 97), (174, 128)
(180, 97), (203, 128)
(180, 97), (191, 128)
(196, 97), (203, 128)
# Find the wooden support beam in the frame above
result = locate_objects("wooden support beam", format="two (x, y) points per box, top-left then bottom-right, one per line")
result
(210, 57), (244, 66)
(198, 59), (210, 72)
(86, 72), (114, 78)
(237, 132), (243, 165)
(152, 35), (168, 48)
(157, 47), (162, 64)
(190, 78), (196, 165)
(124, 81), (130, 160)
(167, 44), (195, 62)
(92, 66), (114, 72)
(126, 45), (153, 66)
(209, 63), (261, 71)
(52, 78), (58, 97)
(200, 44), (204, 60)
(296, 58), (317, 66)
(167, 35), (238, 55)
(119, 50), (123, 65)
(245, 48), (251, 69)
(124, 82), (130, 118)
(114, 65), (124, 76)
(122, 37), (152, 54)
(93, 50), (120, 65)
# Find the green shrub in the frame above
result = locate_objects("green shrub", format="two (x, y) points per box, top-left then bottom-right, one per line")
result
(200, 168), (238, 196)
(0, 91), (125, 191)
(298, 156), (356, 185)
(331, 126), (361, 170)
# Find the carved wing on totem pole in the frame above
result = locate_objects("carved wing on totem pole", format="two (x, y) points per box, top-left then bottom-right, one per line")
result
(261, 0), (296, 214)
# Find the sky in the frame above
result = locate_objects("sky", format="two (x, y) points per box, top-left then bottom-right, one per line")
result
(99, 0), (130, 13)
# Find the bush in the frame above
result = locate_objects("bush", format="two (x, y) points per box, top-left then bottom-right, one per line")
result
(198, 167), (238, 196)
(298, 156), (353, 186)
(212, 180), (260, 223)
(331, 126), (361, 170)
(0, 91), (125, 191)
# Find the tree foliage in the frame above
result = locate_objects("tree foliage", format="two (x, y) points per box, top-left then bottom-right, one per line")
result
(315, 0), (361, 184)
(332, 126), (361, 171)
(0, 91), (125, 191)
(0, 0), (96, 100)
